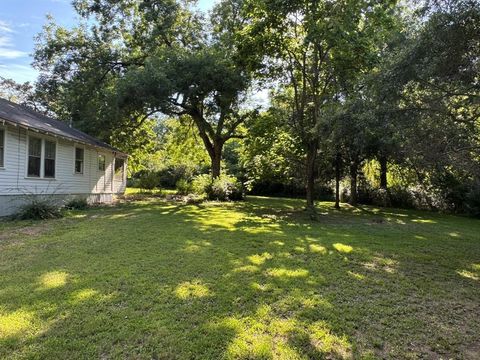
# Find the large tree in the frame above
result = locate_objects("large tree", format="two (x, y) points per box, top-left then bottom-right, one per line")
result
(365, 0), (480, 210)
(241, 0), (398, 209)
(34, 0), (255, 178)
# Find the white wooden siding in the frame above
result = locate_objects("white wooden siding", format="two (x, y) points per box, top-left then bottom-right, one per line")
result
(0, 124), (126, 196)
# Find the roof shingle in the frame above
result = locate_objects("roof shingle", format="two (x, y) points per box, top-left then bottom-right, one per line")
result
(0, 98), (126, 156)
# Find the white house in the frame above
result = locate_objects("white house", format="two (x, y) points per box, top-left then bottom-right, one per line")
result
(0, 98), (128, 217)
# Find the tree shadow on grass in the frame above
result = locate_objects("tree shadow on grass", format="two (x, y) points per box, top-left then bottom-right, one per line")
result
(0, 197), (479, 359)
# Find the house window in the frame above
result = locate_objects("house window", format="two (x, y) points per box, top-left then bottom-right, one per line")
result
(75, 147), (84, 174)
(27, 137), (42, 177)
(27, 136), (56, 178)
(98, 154), (106, 171)
(114, 158), (124, 178)
(0, 129), (4, 168)
(44, 140), (56, 178)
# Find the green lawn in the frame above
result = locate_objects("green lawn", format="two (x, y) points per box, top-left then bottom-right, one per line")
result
(0, 195), (479, 359)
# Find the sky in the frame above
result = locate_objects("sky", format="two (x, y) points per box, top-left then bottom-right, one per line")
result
(0, 0), (215, 84)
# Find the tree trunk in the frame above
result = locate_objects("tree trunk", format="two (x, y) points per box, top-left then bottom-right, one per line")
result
(335, 153), (341, 209)
(305, 142), (317, 210)
(379, 156), (388, 190)
(210, 142), (223, 179)
(349, 162), (358, 206)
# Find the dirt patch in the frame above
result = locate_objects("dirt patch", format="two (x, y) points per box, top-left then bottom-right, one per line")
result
(0, 222), (50, 245)
(0, 218), (77, 248)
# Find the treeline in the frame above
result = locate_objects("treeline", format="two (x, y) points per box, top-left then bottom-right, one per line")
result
(2, 0), (479, 215)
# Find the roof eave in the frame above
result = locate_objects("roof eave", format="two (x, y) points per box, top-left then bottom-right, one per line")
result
(0, 117), (128, 157)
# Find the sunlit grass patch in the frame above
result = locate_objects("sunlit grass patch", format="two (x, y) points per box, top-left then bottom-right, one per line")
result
(0, 310), (35, 338)
(294, 246), (306, 253)
(248, 252), (273, 265)
(250, 282), (274, 292)
(308, 321), (352, 358)
(309, 244), (327, 254)
(71, 289), (99, 303)
(457, 269), (479, 281)
(174, 280), (211, 299)
(234, 265), (260, 273)
(38, 271), (68, 289)
(266, 267), (309, 278)
(218, 309), (349, 360)
(182, 244), (202, 253)
(347, 271), (365, 280)
(411, 219), (437, 224)
(362, 256), (398, 273)
(333, 243), (353, 253)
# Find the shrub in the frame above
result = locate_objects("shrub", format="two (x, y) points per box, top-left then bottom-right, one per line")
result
(363, 186), (417, 209)
(191, 174), (212, 195)
(248, 180), (334, 200)
(17, 198), (63, 220)
(368, 188), (391, 207)
(137, 171), (161, 190)
(316, 184), (335, 201)
(465, 183), (480, 218)
(207, 175), (243, 201)
(65, 198), (89, 210)
(157, 164), (208, 188)
(176, 179), (192, 195)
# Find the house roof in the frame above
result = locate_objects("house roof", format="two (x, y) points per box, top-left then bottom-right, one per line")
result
(0, 98), (127, 157)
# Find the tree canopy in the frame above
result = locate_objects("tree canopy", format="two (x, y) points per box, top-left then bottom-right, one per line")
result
(21, 0), (479, 215)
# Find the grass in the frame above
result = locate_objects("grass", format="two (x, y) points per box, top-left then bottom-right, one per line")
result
(0, 194), (479, 359)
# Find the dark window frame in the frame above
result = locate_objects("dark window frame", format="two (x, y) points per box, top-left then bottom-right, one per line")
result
(27, 136), (42, 178)
(0, 128), (4, 168)
(74, 147), (84, 174)
(44, 140), (56, 179)
(27, 135), (57, 179)
(98, 154), (106, 172)
(114, 158), (125, 179)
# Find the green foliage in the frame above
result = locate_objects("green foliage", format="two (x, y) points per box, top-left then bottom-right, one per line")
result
(160, 118), (210, 168)
(207, 174), (244, 201)
(34, 0), (255, 178)
(17, 198), (63, 220)
(65, 198), (89, 210)
(363, 160), (419, 189)
(156, 165), (195, 189)
(136, 171), (161, 190)
(129, 118), (210, 189)
(465, 184), (480, 218)
(0, 77), (39, 109)
(181, 174), (244, 201)
(29, 0), (480, 215)
(240, 0), (399, 207)
(191, 174), (212, 195)
(175, 179), (193, 195)
(109, 118), (158, 175)
(241, 110), (302, 188)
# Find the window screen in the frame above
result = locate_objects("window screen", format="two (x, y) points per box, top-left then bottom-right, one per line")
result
(75, 147), (84, 174)
(98, 154), (106, 171)
(28, 137), (42, 177)
(44, 140), (56, 178)
(0, 129), (4, 168)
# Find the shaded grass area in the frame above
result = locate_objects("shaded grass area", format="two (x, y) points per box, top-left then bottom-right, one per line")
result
(0, 196), (479, 359)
